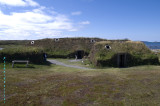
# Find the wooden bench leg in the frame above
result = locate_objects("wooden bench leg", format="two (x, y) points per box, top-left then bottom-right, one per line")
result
(26, 62), (28, 67)
(12, 62), (14, 68)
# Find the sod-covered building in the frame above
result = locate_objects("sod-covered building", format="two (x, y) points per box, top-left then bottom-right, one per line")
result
(31, 38), (106, 58)
(89, 41), (159, 67)
(0, 38), (159, 67)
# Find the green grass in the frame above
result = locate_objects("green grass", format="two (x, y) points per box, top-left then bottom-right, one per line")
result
(0, 62), (160, 105)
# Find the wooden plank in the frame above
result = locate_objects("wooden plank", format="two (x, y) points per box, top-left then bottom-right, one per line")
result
(12, 61), (28, 63)
(12, 60), (29, 62)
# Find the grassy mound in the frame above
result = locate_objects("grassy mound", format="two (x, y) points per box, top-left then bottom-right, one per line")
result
(89, 41), (159, 67)
(0, 40), (30, 46)
(0, 47), (45, 64)
(29, 37), (106, 58)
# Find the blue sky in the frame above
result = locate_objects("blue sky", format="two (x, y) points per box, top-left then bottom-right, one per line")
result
(0, 0), (160, 41)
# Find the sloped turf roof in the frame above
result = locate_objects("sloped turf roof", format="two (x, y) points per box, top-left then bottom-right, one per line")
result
(89, 41), (159, 67)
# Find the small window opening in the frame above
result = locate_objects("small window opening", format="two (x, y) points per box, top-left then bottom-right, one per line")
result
(105, 45), (111, 50)
(90, 39), (95, 43)
(55, 38), (59, 42)
(31, 41), (34, 45)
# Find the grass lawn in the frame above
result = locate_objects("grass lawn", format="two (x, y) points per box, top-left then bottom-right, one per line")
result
(0, 61), (160, 106)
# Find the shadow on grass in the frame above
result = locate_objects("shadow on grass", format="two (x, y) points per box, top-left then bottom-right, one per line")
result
(43, 61), (52, 66)
(33, 61), (52, 66)
(13, 61), (52, 68)
(13, 64), (35, 68)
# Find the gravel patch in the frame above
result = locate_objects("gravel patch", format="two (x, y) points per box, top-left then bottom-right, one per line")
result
(48, 59), (93, 70)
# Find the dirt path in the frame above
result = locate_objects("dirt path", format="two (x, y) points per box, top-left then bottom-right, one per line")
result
(48, 59), (93, 70)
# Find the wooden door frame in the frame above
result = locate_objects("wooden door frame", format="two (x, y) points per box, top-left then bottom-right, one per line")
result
(117, 53), (127, 67)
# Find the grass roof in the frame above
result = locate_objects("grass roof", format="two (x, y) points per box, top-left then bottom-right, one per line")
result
(89, 41), (159, 67)
(30, 37), (107, 58)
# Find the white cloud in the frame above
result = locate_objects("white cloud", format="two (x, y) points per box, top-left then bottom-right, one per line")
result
(25, 0), (39, 6)
(79, 21), (90, 25)
(0, 1), (90, 40)
(0, 7), (77, 40)
(0, 0), (39, 7)
(71, 11), (82, 16)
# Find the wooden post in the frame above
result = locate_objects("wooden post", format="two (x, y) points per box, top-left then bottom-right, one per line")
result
(124, 54), (127, 67)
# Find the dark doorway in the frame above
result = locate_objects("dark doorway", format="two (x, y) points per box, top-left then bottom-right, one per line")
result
(76, 50), (84, 59)
(118, 54), (126, 67)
